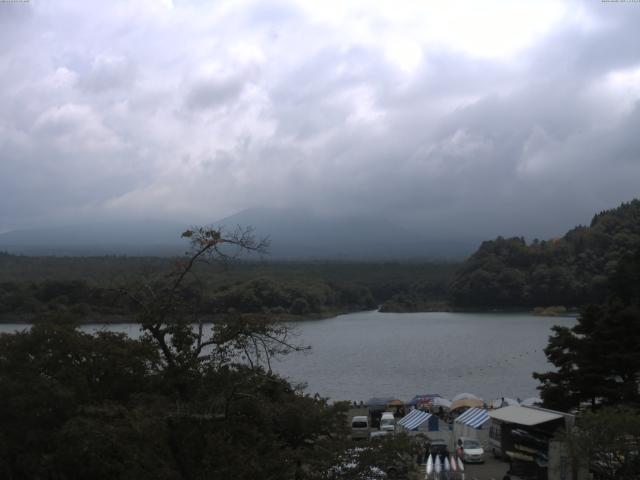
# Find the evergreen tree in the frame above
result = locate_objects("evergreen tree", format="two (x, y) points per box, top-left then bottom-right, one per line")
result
(451, 199), (640, 309)
(534, 247), (640, 410)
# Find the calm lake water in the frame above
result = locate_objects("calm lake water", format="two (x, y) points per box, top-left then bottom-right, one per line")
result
(0, 311), (575, 403)
(273, 311), (576, 402)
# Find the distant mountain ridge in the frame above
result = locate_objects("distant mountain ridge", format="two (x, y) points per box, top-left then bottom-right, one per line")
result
(450, 199), (640, 308)
(0, 220), (188, 256)
(0, 208), (478, 259)
(214, 207), (476, 260)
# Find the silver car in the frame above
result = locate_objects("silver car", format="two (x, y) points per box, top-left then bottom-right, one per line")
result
(459, 437), (485, 463)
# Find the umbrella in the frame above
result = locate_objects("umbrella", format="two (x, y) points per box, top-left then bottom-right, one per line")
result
(386, 399), (404, 414)
(451, 393), (481, 402)
(450, 455), (457, 472)
(408, 394), (442, 407)
(432, 397), (452, 409)
(521, 397), (543, 406)
(450, 398), (484, 411)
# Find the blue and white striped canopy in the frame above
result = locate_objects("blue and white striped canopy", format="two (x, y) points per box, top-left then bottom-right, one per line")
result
(455, 408), (489, 429)
(398, 409), (432, 430)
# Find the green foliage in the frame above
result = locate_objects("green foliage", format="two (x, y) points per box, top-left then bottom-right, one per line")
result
(0, 225), (418, 479)
(534, 247), (640, 410)
(451, 199), (640, 308)
(0, 323), (161, 478)
(0, 321), (358, 478)
(209, 277), (375, 315)
(379, 279), (450, 312)
(0, 257), (457, 321)
(560, 406), (640, 480)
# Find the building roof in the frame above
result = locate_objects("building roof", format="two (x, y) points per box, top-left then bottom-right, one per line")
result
(488, 406), (563, 426)
(455, 408), (490, 428)
(398, 409), (432, 430)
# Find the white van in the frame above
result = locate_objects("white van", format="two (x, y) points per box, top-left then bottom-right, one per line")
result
(379, 412), (395, 432)
(351, 416), (370, 440)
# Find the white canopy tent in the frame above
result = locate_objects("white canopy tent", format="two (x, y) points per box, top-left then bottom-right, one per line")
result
(453, 408), (490, 447)
(398, 409), (433, 433)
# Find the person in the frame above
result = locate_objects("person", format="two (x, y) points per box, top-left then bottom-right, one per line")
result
(456, 438), (463, 459)
(422, 440), (431, 465)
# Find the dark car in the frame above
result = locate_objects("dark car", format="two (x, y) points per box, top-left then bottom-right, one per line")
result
(429, 438), (449, 459)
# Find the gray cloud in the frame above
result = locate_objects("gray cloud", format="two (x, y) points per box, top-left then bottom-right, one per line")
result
(185, 75), (246, 110)
(1, 0), (639, 240)
(79, 55), (137, 93)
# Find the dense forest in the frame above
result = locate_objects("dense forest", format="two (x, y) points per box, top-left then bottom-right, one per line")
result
(450, 199), (640, 309)
(0, 227), (422, 479)
(0, 253), (456, 322)
(2, 199), (639, 319)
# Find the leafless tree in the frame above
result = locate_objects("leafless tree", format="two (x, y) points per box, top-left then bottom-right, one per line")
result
(121, 225), (307, 372)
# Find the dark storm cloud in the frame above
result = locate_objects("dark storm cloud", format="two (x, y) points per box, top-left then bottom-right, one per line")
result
(0, 0), (639, 238)
(185, 75), (246, 110)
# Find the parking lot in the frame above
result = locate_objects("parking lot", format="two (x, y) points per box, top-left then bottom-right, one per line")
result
(461, 456), (510, 480)
(413, 456), (511, 480)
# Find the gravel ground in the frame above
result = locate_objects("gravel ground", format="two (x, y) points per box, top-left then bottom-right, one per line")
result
(414, 457), (511, 480)
(462, 456), (510, 480)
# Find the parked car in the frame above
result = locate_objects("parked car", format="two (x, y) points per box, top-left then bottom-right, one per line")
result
(458, 437), (485, 463)
(429, 438), (449, 459)
(380, 412), (395, 432)
(351, 415), (370, 440)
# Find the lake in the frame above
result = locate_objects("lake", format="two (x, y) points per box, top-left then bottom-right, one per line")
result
(273, 311), (576, 403)
(0, 311), (575, 403)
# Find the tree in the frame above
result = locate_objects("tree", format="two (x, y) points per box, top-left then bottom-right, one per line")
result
(0, 323), (161, 478)
(534, 247), (640, 410)
(559, 407), (640, 480)
(451, 199), (640, 309)
(0, 225), (418, 479)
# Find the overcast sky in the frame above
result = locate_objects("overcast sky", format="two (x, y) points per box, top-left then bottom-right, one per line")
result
(1, 0), (639, 238)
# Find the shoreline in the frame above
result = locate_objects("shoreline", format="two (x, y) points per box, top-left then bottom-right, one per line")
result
(0, 306), (579, 325)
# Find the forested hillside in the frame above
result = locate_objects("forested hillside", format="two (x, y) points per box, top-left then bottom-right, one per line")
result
(450, 199), (640, 308)
(0, 255), (456, 321)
